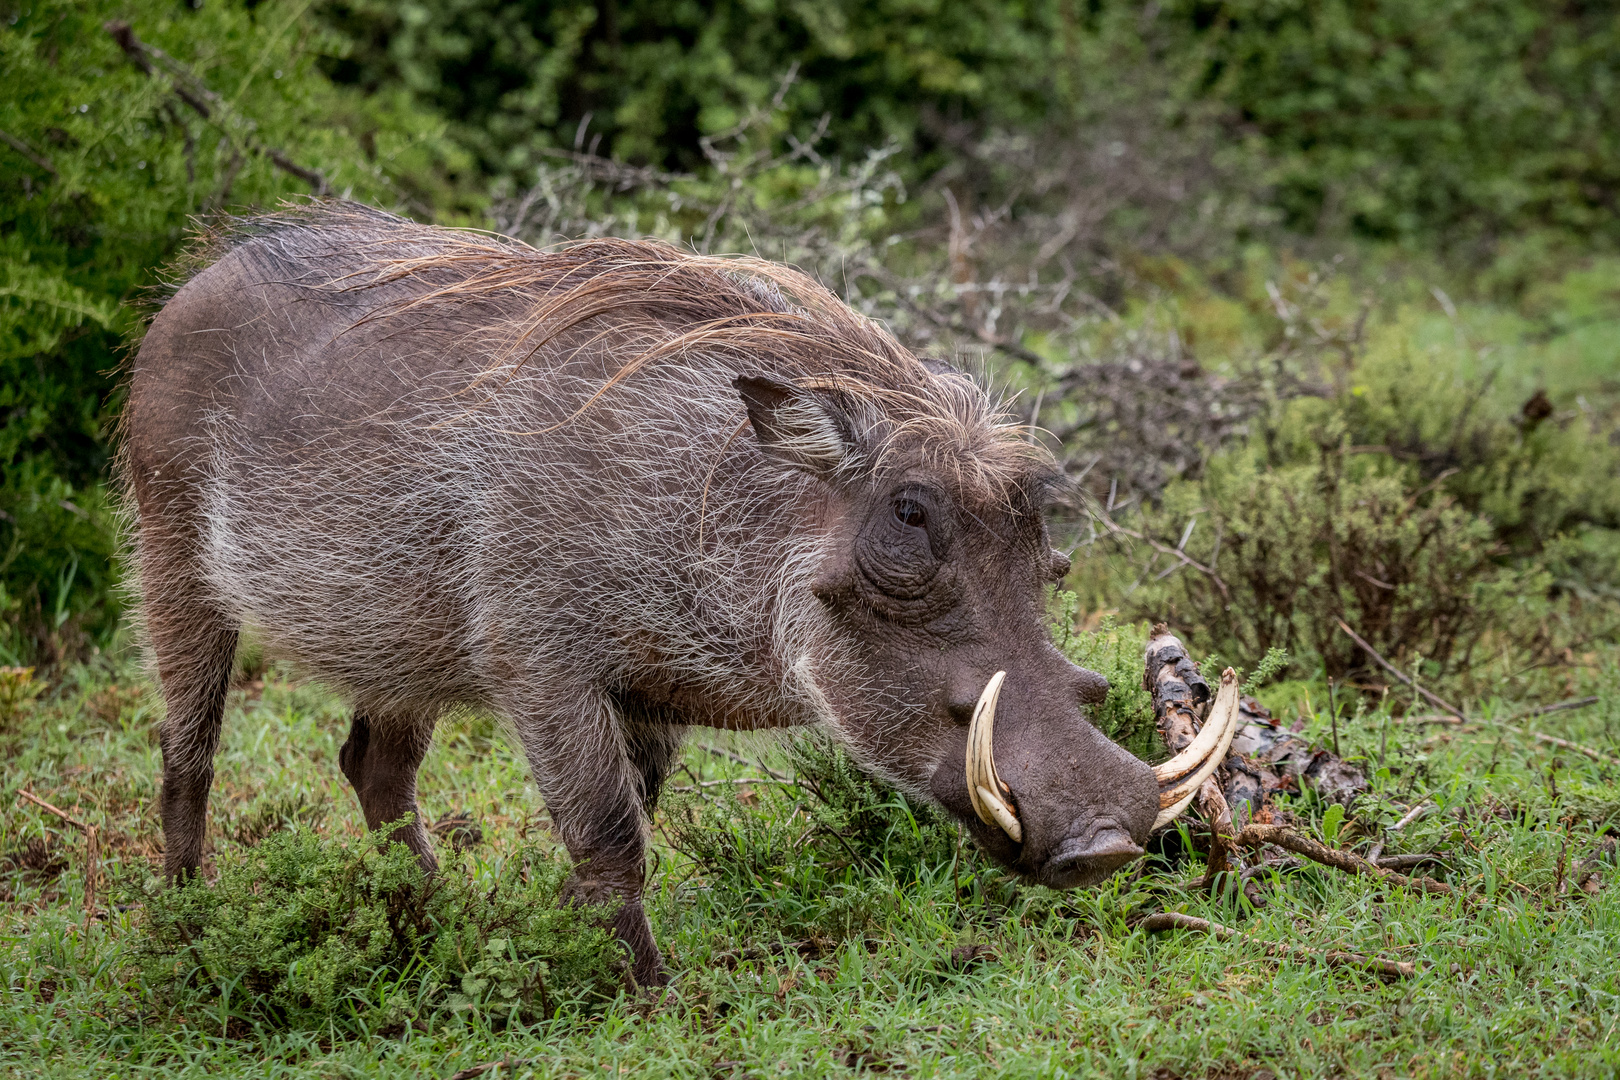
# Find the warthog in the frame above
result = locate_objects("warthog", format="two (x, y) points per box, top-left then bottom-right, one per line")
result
(125, 203), (1231, 984)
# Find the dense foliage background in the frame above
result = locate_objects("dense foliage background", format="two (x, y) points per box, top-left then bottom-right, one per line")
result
(2, 0), (1618, 689)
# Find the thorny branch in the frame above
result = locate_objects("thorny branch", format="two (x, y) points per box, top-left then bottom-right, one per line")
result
(1102, 513), (1232, 604)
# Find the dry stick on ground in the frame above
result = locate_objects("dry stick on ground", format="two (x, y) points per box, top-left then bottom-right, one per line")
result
(16, 790), (99, 930)
(1401, 696), (1600, 726)
(1234, 823), (1464, 902)
(1532, 732), (1618, 767)
(447, 1058), (527, 1080)
(1511, 696), (1601, 721)
(1336, 619), (1468, 721)
(1138, 912), (1416, 980)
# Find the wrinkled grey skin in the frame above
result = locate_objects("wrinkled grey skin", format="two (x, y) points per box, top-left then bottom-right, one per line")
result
(123, 205), (1158, 986)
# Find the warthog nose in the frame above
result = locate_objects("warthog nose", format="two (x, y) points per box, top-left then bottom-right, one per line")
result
(1041, 828), (1145, 889)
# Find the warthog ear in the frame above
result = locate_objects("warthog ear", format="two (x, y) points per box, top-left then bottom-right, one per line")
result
(733, 374), (861, 478)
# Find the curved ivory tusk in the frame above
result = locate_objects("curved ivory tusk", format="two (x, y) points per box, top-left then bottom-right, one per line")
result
(1152, 669), (1241, 832)
(1151, 675), (1237, 785)
(965, 670), (1021, 842)
(976, 785), (1023, 842)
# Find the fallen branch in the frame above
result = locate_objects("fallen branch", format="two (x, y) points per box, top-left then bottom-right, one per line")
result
(1533, 732), (1618, 767)
(17, 790), (100, 928)
(1336, 620), (1468, 721)
(1509, 696), (1600, 721)
(1138, 911), (1415, 980)
(447, 1058), (527, 1080)
(1234, 823), (1463, 902)
(1401, 696), (1599, 726)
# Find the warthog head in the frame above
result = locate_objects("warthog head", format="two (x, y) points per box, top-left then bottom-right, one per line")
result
(734, 373), (1236, 888)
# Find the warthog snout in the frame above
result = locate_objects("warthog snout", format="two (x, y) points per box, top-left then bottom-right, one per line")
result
(933, 665), (1238, 890)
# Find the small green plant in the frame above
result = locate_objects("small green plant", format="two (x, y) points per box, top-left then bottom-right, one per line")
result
(1048, 597), (1157, 757)
(1242, 647), (1291, 695)
(135, 826), (623, 1036)
(1321, 802), (1346, 846)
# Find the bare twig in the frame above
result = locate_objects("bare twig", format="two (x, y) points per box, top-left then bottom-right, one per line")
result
(104, 20), (330, 195)
(1403, 696), (1599, 727)
(1235, 823), (1463, 902)
(666, 777), (791, 793)
(1376, 853), (1452, 872)
(1509, 696), (1600, 721)
(448, 1057), (527, 1080)
(1390, 799), (1432, 831)
(18, 789), (87, 830)
(17, 790), (99, 927)
(1139, 911), (1415, 979)
(1533, 732), (1617, 767)
(1104, 514), (1232, 603)
(1336, 619), (1467, 721)
(0, 131), (56, 176)
(694, 744), (792, 783)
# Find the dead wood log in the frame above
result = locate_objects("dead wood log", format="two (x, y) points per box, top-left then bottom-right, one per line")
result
(1145, 627), (1368, 837)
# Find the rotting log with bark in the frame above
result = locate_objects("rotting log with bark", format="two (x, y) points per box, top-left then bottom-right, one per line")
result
(1145, 626), (1367, 835)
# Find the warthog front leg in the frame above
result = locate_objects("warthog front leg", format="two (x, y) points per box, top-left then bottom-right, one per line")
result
(338, 711), (437, 870)
(511, 686), (673, 988)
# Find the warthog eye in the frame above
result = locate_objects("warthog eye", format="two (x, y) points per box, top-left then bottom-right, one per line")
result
(894, 498), (927, 529)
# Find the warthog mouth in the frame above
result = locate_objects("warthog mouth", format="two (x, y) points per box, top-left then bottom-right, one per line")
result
(964, 667), (1243, 861)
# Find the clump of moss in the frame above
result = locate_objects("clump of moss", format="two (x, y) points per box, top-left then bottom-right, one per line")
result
(136, 826), (623, 1036)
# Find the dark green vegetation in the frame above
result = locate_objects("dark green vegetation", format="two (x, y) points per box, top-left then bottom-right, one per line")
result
(0, 640), (1616, 1077)
(4, 1), (1620, 1074)
(5, 0), (1620, 674)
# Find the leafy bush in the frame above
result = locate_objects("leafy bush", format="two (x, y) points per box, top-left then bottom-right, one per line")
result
(1047, 599), (1158, 757)
(137, 827), (623, 1035)
(0, 0), (474, 662)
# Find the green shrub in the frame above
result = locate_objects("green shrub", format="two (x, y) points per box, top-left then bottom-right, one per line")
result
(136, 827), (623, 1035)
(1080, 305), (1620, 692)
(661, 734), (967, 941)
(0, 0), (474, 663)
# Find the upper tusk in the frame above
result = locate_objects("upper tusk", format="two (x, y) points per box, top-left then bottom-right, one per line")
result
(1152, 669), (1241, 831)
(965, 671), (1020, 842)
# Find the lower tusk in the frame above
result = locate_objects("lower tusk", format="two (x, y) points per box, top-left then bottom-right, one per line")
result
(975, 785), (1023, 842)
(966, 671), (1020, 842)
(1152, 668), (1241, 831)
(1152, 674), (1236, 785)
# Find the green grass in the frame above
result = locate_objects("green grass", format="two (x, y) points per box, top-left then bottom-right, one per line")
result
(0, 643), (1617, 1079)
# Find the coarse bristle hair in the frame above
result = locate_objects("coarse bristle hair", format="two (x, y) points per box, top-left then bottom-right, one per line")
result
(177, 200), (1055, 510)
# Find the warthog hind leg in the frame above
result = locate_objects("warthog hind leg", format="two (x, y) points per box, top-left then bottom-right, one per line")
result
(145, 556), (240, 881)
(338, 711), (437, 870)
